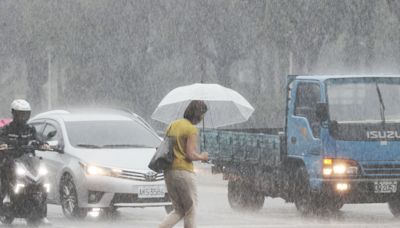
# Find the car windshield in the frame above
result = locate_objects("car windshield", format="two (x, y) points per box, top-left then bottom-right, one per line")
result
(65, 120), (161, 148)
(327, 78), (400, 123)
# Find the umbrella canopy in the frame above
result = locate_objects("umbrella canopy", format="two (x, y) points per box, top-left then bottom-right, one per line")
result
(151, 83), (254, 128)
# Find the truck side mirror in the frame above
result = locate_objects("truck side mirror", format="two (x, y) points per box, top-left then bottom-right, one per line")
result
(316, 103), (329, 122)
(329, 120), (339, 138)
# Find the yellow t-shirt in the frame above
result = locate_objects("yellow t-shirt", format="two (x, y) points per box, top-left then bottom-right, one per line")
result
(167, 119), (198, 172)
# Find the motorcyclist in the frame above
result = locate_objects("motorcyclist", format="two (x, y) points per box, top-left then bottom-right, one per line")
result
(0, 99), (51, 224)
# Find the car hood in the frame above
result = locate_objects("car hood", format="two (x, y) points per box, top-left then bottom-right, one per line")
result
(75, 147), (156, 171)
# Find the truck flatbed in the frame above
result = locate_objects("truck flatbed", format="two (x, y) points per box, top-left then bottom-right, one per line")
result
(200, 129), (281, 167)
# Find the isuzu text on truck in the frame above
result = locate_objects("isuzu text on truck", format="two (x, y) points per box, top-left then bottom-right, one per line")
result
(202, 75), (400, 216)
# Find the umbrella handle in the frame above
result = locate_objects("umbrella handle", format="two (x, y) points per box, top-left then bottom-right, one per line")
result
(202, 119), (205, 148)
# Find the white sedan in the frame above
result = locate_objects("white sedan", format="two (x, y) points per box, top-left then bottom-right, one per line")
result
(29, 110), (172, 219)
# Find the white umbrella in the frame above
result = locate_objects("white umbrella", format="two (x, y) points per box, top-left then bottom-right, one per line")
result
(151, 83), (254, 128)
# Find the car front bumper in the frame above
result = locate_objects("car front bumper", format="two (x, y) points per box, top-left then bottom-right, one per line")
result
(78, 174), (172, 208)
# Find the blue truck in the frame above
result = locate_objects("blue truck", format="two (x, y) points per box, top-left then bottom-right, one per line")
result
(202, 75), (400, 216)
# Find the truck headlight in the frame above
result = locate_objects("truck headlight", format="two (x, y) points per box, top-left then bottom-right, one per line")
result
(336, 183), (349, 191)
(323, 167), (332, 176)
(333, 164), (346, 175)
(323, 158), (358, 177)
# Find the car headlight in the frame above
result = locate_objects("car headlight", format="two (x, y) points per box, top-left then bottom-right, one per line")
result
(39, 166), (48, 176)
(81, 163), (121, 177)
(323, 158), (358, 177)
(87, 165), (108, 175)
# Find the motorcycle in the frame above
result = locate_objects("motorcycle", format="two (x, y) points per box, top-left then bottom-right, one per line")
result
(0, 143), (51, 226)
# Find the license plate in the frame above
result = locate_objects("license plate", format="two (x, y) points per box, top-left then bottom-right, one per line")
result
(374, 181), (397, 193)
(138, 186), (165, 198)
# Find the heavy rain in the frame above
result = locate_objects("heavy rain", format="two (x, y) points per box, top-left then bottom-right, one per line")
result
(1, 0), (400, 227)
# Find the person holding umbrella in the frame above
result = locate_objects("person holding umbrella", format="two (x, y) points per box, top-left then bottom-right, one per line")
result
(153, 83), (254, 227)
(159, 100), (209, 228)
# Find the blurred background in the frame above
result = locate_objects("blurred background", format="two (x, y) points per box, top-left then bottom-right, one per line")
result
(1, 0), (400, 129)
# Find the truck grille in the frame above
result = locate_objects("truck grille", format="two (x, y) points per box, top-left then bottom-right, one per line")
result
(362, 164), (400, 176)
(117, 170), (164, 182)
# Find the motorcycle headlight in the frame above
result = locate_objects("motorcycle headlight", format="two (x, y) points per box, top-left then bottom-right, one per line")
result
(14, 183), (25, 194)
(16, 166), (27, 176)
(44, 183), (51, 193)
(39, 166), (49, 176)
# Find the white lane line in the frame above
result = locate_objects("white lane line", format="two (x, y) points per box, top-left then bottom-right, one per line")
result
(198, 224), (400, 228)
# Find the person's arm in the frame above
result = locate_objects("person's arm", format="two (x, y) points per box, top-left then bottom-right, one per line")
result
(0, 144), (7, 150)
(0, 127), (8, 151)
(30, 126), (50, 150)
(185, 134), (208, 162)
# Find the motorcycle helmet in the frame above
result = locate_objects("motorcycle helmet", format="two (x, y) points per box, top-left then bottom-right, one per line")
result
(11, 99), (31, 124)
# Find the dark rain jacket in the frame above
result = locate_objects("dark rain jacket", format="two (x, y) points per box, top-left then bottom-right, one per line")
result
(0, 121), (42, 158)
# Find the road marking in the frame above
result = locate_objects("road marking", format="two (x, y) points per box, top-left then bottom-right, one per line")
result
(199, 224), (400, 228)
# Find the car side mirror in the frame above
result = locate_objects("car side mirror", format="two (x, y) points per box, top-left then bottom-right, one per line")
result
(47, 140), (59, 147)
(316, 102), (329, 122)
(47, 130), (57, 139)
(46, 140), (64, 153)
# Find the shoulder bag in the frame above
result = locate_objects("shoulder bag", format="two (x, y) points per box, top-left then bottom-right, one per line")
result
(148, 128), (175, 173)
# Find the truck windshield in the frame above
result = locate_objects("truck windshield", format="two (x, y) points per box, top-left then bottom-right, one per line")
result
(327, 78), (400, 123)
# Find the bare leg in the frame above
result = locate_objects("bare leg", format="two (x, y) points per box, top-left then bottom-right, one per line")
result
(183, 204), (196, 228)
(183, 172), (197, 228)
(159, 210), (183, 228)
(160, 170), (197, 228)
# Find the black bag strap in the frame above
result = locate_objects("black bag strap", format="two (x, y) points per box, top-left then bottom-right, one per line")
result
(163, 125), (172, 139)
(157, 125), (172, 150)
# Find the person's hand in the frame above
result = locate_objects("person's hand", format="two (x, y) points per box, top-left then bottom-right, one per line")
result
(0, 144), (7, 151)
(39, 144), (51, 151)
(201, 152), (209, 162)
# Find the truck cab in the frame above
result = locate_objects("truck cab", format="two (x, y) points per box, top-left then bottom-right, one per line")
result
(286, 75), (400, 215)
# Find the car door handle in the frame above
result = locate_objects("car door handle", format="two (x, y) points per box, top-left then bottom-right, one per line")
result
(291, 137), (297, 144)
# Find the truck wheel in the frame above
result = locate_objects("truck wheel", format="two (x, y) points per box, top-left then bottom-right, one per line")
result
(325, 199), (344, 212)
(26, 216), (41, 227)
(60, 174), (88, 219)
(228, 180), (265, 211)
(228, 180), (245, 210)
(388, 198), (400, 217)
(294, 166), (317, 215)
(246, 190), (265, 211)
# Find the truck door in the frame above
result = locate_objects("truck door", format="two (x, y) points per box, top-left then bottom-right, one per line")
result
(287, 81), (322, 161)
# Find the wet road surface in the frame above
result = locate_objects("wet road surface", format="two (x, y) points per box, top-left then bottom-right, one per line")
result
(8, 164), (400, 227)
